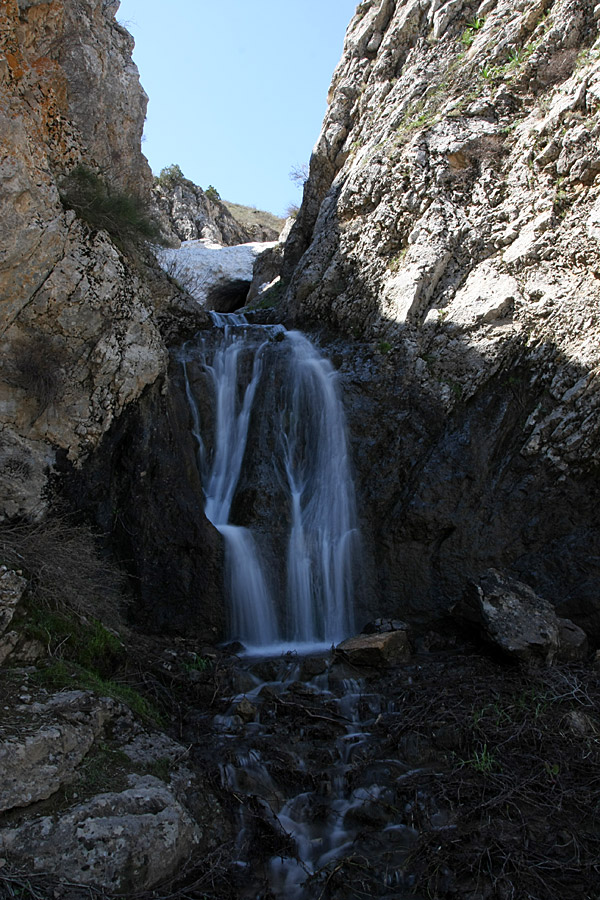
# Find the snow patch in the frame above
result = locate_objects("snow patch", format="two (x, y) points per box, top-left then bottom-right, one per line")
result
(158, 238), (276, 305)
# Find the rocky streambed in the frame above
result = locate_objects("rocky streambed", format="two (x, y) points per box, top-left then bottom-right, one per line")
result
(2, 614), (599, 900)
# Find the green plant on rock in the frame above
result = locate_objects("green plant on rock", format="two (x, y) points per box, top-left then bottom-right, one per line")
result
(388, 248), (407, 273)
(25, 608), (124, 677)
(60, 165), (164, 250)
(182, 652), (211, 674)
(33, 660), (162, 723)
(156, 163), (185, 188)
(249, 278), (287, 311)
(461, 17), (485, 47)
(205, 184), (221, 202)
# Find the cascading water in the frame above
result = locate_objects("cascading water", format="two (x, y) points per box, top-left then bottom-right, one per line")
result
(179, 312), (359, 652)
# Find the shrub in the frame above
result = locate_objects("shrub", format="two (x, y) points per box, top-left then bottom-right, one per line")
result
(0, 515), (126, 625)
(289, 163), (309, 187)
(8, 333), (69, 412)
(60, 165), (163, 250)
(205, 184), (221, 202)
(156, 163), (185, 189)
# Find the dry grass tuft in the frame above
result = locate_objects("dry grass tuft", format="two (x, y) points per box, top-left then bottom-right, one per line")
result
(0, 516), (126, 626)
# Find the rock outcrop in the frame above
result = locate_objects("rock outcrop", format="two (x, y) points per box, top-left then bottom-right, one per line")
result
(0, 690), (117, 812)
(0, 666), (228, 893)
(0, 0), (169, 520)
(153, 173), (252, 246)
(0, 775), (201, 892)
(279, 0), (600, 638)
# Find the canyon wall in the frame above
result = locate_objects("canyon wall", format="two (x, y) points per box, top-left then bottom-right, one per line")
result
(281, 0), (600, 636)
(0, 0), (166, 520)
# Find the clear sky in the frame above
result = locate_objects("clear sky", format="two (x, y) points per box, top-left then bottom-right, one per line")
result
(116, 0), (358, 217)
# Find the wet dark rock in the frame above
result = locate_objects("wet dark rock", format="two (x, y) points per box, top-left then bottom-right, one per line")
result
(222, 641), (246, 656)
(300, 656), (328, 679)
(234, 698), (257, 723)
(60, 358), (224, 640)
(343, 786), (397, 829)
(362, 618), (410, 635)
(212, 714), (244, 735)
(228, 667), (260, 695)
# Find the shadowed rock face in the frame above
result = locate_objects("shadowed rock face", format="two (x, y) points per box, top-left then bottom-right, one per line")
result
(276, 0), (600, 639)
(327, 331), (600, 640)
(61, 357), (225, 640)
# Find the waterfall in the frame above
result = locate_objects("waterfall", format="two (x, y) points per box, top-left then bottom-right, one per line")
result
(180, 313), (358, 652)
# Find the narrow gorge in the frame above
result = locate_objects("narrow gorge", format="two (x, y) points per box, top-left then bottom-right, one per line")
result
(0, 0), (599, 898)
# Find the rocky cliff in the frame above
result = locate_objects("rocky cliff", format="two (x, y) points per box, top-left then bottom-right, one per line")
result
(280, 0), (600, 636)
(0, 0), (168, 520)
(153, 171), (253, 246)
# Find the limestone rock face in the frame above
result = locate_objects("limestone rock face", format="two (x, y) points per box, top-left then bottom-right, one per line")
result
(284, 0), (600, 469)
(0, 0), (167, 518)
(58, 0), (153, 194)
(153, 178), (252, 246)
(281, 0), (600, 636)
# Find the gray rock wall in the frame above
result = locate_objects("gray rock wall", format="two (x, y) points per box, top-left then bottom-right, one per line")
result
(281, 0), (600, 637)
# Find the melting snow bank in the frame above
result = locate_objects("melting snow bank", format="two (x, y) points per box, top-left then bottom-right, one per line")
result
(157, 238), (276, 306)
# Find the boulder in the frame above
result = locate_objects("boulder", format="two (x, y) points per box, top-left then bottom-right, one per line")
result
(0, 691), (116, 813)
(335, 630), (411, 667)
(457, 569), (561, 663)
(0, 775), (200, 893)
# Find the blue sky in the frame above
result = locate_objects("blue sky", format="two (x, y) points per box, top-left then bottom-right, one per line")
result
(117, 0), (358, 217)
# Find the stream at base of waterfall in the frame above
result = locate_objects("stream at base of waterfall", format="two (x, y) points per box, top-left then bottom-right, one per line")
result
(179, 312), (360, 655)
(199, 649), (421, 900)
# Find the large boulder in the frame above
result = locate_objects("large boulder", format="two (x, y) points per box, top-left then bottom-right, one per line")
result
(456, 569), (588, 663)
(0, 775), (200, 893)
(0, 691), (116, 813)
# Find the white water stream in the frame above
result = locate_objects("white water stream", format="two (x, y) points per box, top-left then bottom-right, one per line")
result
(180, 312), (359, 653)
